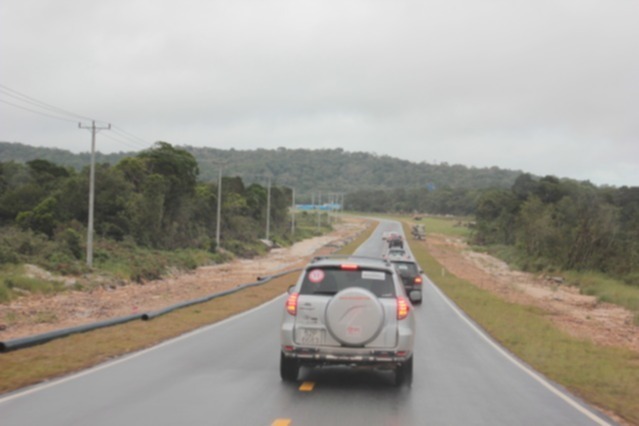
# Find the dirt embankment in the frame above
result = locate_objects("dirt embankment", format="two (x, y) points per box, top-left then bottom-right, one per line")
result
(424, 233), (639, 354)
(0, 218), (370, 342)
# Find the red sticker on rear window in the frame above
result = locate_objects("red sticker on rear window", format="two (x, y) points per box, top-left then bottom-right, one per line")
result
(308, 269), (325, 283)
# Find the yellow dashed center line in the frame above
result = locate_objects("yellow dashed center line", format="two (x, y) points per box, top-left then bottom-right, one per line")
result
(299, 381), (315, 391)
(272, 382), (315, 425)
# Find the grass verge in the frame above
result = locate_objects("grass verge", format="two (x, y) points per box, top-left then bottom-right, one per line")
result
(402, 221), (639, 425)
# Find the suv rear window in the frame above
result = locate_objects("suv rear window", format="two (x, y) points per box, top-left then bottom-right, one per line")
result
(300, 267), (396, 298)
(388, 249), (405, 256)
(392, 261), (418, 276)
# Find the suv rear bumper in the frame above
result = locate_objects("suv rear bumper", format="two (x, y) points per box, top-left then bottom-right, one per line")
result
(282, 346), (412, 366)
(280, 317), (415, 364)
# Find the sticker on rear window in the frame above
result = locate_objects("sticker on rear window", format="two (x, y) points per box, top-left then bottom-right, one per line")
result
(307, 269), (325, 283)
(361, 271), (386, 281)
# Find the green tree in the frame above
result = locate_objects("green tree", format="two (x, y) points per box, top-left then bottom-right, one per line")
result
(474, 189), (519, 245)
(515, 196), (556, 260)
(16, 196), (58, 237)
(126, 174), (166, 247)
(26, 159), (71, 186)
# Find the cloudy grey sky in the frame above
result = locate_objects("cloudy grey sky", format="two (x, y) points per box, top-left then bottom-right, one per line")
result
(1, 0), (638, 186)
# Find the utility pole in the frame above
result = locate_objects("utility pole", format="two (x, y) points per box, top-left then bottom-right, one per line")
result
(265, 176), (272, 242)
(330, 193), (335, 223)
(210, 160), (228, 252)
(317, 191), (322, 230)
(216, 166), (223, 251)
(79, 120), (110, 268)
(291, 187), (296, 237)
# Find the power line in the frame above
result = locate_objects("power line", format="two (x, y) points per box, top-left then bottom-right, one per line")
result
(0, 98), (79, 124)
(0, 84), (94, 122)
(102, 131), (149, 151)
(0, 83), (153, 150)
(1, 82), (156, 269)
(111, 125), (149, 146)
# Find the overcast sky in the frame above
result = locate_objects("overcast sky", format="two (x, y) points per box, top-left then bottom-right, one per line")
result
(1, 0), (638, 186)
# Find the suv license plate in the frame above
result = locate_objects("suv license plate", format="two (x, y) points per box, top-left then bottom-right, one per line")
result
(298, 328), (323, 345)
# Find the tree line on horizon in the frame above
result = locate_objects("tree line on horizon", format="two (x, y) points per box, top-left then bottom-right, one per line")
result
(346, 174), (639, 282)
(0, 142), (522, 196)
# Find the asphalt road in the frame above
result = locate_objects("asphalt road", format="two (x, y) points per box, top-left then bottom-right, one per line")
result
(0, 220), (615, 425)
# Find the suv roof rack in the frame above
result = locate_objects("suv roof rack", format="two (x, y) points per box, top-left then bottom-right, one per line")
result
(310, 254), (391, 266)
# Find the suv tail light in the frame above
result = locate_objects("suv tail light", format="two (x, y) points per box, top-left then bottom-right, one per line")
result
(414, 276), (423, 285)
(340, 264), (359, 270)
(397, 296), (410, 320)
(286, 292), (299, 316)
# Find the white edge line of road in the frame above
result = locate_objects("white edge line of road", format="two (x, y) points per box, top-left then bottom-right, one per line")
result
(365, 220), (611, 425)
(0, 295), (286, 405)
(427, 279), (612, 426)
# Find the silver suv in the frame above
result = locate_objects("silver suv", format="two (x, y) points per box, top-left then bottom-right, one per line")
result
(280, 255), (416, 386)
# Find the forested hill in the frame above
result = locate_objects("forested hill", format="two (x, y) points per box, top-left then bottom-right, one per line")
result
(0, 142), (124, 171)
(0, 142), (522, 193)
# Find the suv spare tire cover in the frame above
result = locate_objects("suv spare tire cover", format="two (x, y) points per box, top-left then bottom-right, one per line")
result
(325, 287), (385, 346)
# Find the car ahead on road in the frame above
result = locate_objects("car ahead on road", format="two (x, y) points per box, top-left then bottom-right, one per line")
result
(387, 232), (404, 249)
(280, 255), (416, 386)
(384, 247), (409, 261)
(391, 260), (423, 304)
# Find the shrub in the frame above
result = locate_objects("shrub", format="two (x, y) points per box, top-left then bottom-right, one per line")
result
(0, 244), (18, 264)
(623, 273), (639, 288)
(45, 251), (85, 275)
(172, 250), (199, 271)
(0, 283), (11, 303)
(0, 227), (49, 260)
(129, 254), (166, 282)
(4, 275), (63, 294)
(56, 228), (83, 259)
(223, 240), (266, 258)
